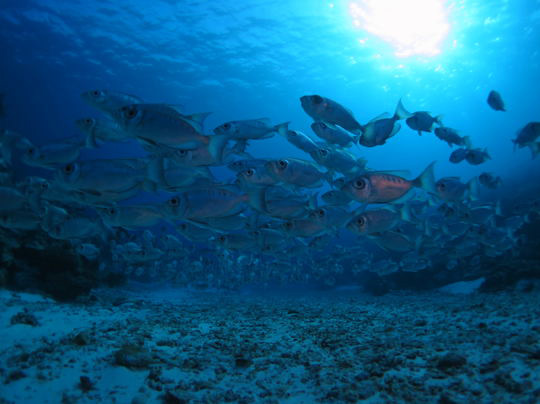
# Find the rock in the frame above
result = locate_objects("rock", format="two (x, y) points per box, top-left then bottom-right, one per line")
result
(436, 353), (467, 370)
(10, 311), (39, 326)
(72, 331), (91, 346)
(494, 372), (525, 394)
(235, 356), (252, 368)
(78, 375), (94, 392)
(5, 369), (26, 383)
(114, 345), (153, 369)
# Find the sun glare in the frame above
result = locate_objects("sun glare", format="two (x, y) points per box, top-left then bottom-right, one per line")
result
(349, 0), (451, 58)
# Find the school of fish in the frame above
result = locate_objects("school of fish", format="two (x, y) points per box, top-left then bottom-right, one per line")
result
(0, 89), (539, 288)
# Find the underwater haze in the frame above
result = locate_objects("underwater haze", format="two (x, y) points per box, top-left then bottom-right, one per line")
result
(1, 0), (540, 402)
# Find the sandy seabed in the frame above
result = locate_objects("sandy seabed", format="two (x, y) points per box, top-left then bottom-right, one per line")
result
(1, 285), (539, 404)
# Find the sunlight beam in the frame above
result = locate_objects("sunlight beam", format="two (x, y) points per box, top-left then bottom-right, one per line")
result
(349, 0), (451, 58)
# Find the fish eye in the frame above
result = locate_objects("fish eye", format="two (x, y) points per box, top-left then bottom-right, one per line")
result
(125, 107), (137, 119)
(319, 149), (328, 157)
(84, 118), (93, 125)
(356, 216), (366, 226)
(320, 122), (327, 129)
(177, 150), (187, 156)
(108, 207), (116, 215)
(218, 235), (226, 242)
(437, 182), (446, 191)
(27, 147), (35, 156)
(179, 223), (187, 230)
(64, 163), (74, 174)
(278, 160), (288, 168)
(91, 90), (101, 97)
(223, 123), (231, 130)
(285, 222), (293, 229)
(353, 178), (366, 190)
(40, 182), (49, 190)
(245, 169), (254, 177)
(312, 95), (323, 104)
(318, 209), (325, 217)
(169, 197), (179, 206)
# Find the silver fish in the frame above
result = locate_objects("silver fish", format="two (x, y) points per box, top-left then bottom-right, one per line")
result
(266, 158), (329, 188)
(97, 205), (164, 229)
(310, 122), (358, 148)
(300, 95), (364, 133)
(76, 117), (131, 147)
(81, 90), (143, 116)
(20, 136), (86, 169)
(55, 158), (152, 194)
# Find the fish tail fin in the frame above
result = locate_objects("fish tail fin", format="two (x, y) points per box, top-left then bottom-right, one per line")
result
(85, 132), (99, 148)
(246, 187), (267, 213)
(467, 177), (479, 201)
(276, 122), (289, 137)
(400, 203), (412, 222)
(308, 193), (318, 210)
(463, 136), (472, 149)
(530, 143), (540, 159)
(274, 121), (290, 135)
(146, 157), (166, 187)
(208, 134), (230, 163)
(412, 161), (437, 195)
(394, 98), (411, 120)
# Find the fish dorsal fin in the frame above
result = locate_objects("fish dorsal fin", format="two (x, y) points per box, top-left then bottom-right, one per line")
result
(164, 104), (185, 114)
(182, 112), (212, 133)
(367, 112), (391, 124)
(369, 169), (411, 177)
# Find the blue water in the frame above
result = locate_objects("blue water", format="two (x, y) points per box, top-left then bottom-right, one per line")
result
(1, 0), (539, 287)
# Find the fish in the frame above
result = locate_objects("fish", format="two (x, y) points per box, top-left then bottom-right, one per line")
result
(0, 186), (27, 213)
(280, 129), (320, 154)
(281, 218), (328, 238)
(300, 95), (364, 133)
(513, 122), (540, 158)
(213, 118), (289, 140)
(216, 233), (258, 250)
(176, 222), (216, 242)
(163, 186), (248, 219)
(20, 136), (87, 169)
(0, 210), (41, 231)
(76, 117), (131, 147)
(359, 99), (409, 147)
(465, 148), (491, 165)
(435, 177), (478, 202)
(341, 162), (436, 204)
(434, 127), (471, 148)
(236, 166), (279, 189)
(308, 206), (350, 232)
(405, 110), (442, 136)
(487, 90), (505, 112)
(310, 122), (358, 148)
(265, 158), (330, 188)
(309, 145), (366, 175)
(97, 205), (164, 229)
(55, 158), (153, 195)
(347, 207), (403, 235)
(321, 189), (352, 206)
(248, 186), (316, 218)
(81, 90), (143, 116)
(76, 243), (100, 260)
(147, 156), (216, 190)
(479, 172), (502, 189)
(370, 230), (417, 252)
(227, 159), (268, 173)
(48, 216), (107, 240)
(113, 103), (213, 150)
(449, 148), (468, 164)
